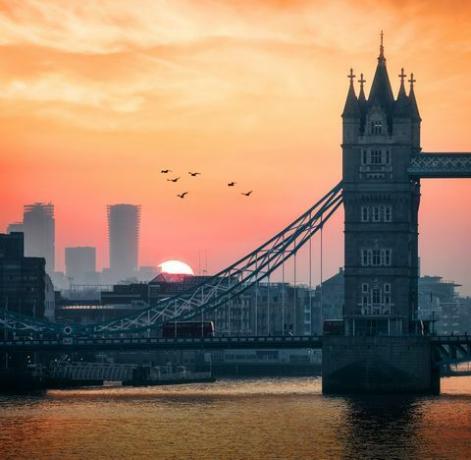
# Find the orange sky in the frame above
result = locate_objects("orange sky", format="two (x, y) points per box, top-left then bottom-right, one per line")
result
(1, 0), (470, 293)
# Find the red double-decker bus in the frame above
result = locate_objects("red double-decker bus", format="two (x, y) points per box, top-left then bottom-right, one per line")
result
(162, 321), (215, 338)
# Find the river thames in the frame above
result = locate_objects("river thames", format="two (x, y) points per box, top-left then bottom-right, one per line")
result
(1, 377), (471, 459)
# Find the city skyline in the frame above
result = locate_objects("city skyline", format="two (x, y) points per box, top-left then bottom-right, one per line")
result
(1, 1), (470, 295)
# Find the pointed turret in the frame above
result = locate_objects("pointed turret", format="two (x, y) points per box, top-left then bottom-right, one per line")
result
(367, 31), (394, 112)
(394, 68), (410, 117)
(408, 73), (421, 121)
(342, 68), (360, 118)
(357, 73), (367, 133)
(358, 73), (367, 106)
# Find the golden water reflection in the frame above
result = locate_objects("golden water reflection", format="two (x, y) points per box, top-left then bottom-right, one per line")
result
(0, 377), (470, 459)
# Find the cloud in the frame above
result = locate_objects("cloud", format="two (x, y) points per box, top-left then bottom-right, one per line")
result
(0, 0), (469, 133)
(1, 0), (457, 55)
(0, 72), (145, 112)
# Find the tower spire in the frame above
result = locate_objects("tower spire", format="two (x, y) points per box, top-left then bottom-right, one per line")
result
(378, 30), (385, 63)
(368, 30), (394, 110)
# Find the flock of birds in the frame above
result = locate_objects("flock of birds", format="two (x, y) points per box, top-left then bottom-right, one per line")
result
(160, 169), (253, 199)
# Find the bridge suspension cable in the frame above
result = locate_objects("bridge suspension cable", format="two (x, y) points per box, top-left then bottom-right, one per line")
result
(0, 181), (343, 335)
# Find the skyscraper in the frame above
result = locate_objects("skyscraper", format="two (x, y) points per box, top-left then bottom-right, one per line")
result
(107, 204), (140, 282)
(23, 203), (55, 274)
(65, 246), (97, 284)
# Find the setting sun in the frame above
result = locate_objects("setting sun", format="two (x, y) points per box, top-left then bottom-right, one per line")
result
(158, 260), (194, 275)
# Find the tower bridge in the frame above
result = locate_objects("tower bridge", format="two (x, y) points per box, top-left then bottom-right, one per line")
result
(2, 36), (471, 393)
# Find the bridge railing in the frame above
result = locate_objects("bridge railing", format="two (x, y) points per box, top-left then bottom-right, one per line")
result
(409, 153), (471, 178)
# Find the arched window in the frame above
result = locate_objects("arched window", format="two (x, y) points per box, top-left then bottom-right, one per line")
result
(370, 120), (383, 135)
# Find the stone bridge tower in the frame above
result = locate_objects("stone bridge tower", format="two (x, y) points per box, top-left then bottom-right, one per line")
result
(342, 34), (421, 336)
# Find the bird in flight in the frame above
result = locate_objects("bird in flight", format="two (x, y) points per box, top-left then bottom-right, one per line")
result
(167, 177), (180, 182)
(188, 172), (201, 177)
(177, 192), (188, 199)
(161, 169), (172, 174)
(241, 191), (253, 196)
(227, 182), (236, 187)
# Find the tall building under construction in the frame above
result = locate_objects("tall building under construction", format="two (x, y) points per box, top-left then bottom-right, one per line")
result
(23, 202), (55, 275)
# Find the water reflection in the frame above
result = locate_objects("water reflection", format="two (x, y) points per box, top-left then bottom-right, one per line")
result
(342, 395), (422, 459)
(0, 377), (470, 459)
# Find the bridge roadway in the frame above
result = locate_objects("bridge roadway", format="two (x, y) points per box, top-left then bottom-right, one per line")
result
(1, 334), (470, 356)
(0, 335), (323, 353)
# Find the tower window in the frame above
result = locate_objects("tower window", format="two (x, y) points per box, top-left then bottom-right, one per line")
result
(359, 283), (393, 314)
(384, 283), (391, 305)
(362, 205), (392, 222)
(381, 249), (392, 266)
(372, 249), (381, 266)
(370, 121), (383, 135)
(372, 206), (381, 222)
(363, 149), (391, 166)
(370, 150), (382, 164)
(360, 248), (392, 266)
(372, 288), (381, 304)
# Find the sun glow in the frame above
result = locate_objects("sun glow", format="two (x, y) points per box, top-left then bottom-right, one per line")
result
(159, 260), (194, 275)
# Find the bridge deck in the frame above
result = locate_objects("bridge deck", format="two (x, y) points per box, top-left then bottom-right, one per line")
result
(0, 335), (468, 354)
(0, 335), (323, 353)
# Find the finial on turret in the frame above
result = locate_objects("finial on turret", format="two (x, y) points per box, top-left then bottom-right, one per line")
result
(408, 72), (416, 90)
(348, 68), (356, 86)
(399, 68), (406, 85)
(379, 30), (384, 59)
(358, 73), (366, 90)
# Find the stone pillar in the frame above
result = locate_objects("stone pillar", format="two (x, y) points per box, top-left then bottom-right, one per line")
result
(322, 336), (439, 394)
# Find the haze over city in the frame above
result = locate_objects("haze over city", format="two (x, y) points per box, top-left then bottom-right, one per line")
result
(1, 0), (470, 294)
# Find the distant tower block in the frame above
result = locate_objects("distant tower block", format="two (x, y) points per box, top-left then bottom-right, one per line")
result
(342, 33), (421, 336)
(23, 202), (56, 274)
(7, 222), (24, 234)
(65, 246), (97, 285)
(107, 204), (141, 282)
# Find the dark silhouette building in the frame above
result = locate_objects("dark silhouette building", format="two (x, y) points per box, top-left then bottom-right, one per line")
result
(0, 232), (54, 320)
(107, 204), (140, 282)
(342, 35), (420, 336)
(101, 283), (149, 306)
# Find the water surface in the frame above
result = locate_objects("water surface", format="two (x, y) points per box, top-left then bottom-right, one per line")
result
(1, 377), (471, 459)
